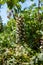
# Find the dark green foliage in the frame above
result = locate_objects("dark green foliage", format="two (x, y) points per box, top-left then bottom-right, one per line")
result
(25, 21), (42, 51)
(0, 22), (3, 32)
(6, 0), (26, 9)
(0, 16), (3, 32)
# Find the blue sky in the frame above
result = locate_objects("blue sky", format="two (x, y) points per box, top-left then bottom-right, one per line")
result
(0, 0), (38, 24)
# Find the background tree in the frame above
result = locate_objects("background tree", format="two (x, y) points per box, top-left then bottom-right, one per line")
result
(0, 16), (3, 32)
(0, 4), (3, 32)
(6, 0), (26, 43)
(0, 0), (43, 65)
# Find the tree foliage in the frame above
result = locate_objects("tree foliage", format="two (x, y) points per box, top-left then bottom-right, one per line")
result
(0, 0), (43, 65)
